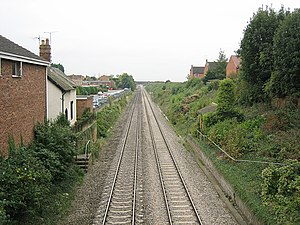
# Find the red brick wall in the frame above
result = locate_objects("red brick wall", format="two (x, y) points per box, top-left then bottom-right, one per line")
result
(0, 59), (46, 155)
(226, 60), (238, 78)
(76, 96), (93, 119)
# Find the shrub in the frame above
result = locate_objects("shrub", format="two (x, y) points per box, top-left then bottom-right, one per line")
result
(262, 161), (300, 224)
(0, 148), (52, 222)
(32, 116), (76, 181)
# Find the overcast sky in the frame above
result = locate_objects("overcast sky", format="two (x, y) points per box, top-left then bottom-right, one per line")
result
(1, 0), (299, 81)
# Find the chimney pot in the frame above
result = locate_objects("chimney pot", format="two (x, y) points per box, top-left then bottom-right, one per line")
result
(39, 38), (51, 62)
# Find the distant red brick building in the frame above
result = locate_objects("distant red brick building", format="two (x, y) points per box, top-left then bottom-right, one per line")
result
(0, 35), (49, 155)
(189, 65), (205, 79)
(226, 55), (241, 78)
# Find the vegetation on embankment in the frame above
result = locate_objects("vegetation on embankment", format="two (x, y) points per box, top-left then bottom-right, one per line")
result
(146, 78), (299, 225)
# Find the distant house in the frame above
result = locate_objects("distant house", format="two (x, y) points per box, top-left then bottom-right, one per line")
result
(226, 55), (241, 78)
(189, 65), (205, 79)
(68, 74), (85, 86)
(99, 75), (111, 82)
(39, 39), (77, 125)
(0, 35), (49, 155)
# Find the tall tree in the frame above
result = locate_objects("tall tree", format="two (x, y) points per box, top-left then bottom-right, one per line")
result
(202, 50), (227, 83)
(239, 7), (285, 103)
(267, 9), (300, 98)
(117, 73), (136, 91)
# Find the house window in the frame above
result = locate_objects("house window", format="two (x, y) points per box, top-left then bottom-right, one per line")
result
(12, 61), (22, 77)
(70, 101), (74, 120)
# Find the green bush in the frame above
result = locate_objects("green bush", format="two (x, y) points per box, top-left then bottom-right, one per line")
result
(207, 118), (264, 158)
(0, 114), (81, 224)
(97, 96), (128, 138)
(262, 161), (300, 224)
(32, 116), (76, 181)
(0, 148), (52, 222)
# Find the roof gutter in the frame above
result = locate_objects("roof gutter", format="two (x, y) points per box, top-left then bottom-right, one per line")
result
(0, 51), (49, 66)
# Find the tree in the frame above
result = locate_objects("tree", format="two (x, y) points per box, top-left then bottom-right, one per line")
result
(51, 63), (64, 73)
(267, 9), (300, 98)
(202, 50), (227, 83)
(217, 79), (236, 115)
(239, 7), (287, 103)
(116, 73), (136, 91)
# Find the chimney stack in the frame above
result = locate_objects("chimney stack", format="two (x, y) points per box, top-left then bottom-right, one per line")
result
(39, 38), (51, 62)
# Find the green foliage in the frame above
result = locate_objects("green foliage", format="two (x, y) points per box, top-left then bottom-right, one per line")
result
(267, 9), (300, 98)
(202, 50), (227, 83)
(97, 96), (128, 138)
(146, 79), (300, 224)
(0, 114), (81, 224)
(51, 63), (65, 73)
(206, 118), (263, 158)
(116, 73), (136, 91)
(76, 86), (98, 95)
(217, 79), (235, 114)
(32, 115), (76, 181)
(0, 149), (52, 221)
(239, 7), (287, 103)
(262, 161), (300, 224)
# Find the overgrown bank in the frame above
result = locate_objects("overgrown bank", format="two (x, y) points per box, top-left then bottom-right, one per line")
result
(145, 80), (300, 224)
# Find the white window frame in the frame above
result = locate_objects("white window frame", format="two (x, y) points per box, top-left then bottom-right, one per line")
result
(12, 61), (22, 77)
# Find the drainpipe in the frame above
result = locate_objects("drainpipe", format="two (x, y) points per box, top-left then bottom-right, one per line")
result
(61, 91), (66, 114)
(46, 67), (49, 119)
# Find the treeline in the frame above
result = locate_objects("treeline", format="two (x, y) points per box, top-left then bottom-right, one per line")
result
(239, 7), (300, 104)
(76, 86), (99, 95)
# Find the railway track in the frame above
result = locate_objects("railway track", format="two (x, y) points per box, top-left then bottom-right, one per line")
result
(142, 88), (203, 225)
(93, 90), (143, 225)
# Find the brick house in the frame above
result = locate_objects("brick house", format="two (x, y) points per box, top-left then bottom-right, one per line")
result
(226, 55), (241, 78)
(99, 75), (111, 82)
(189, 65), (205, 79)
(0, 35), (49, 155)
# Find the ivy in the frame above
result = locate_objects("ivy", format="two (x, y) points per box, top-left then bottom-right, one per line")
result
(262, 161), (300, 223)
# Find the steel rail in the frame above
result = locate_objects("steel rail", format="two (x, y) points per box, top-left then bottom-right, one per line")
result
(101, 91), (140, 225)
(132, 91), (141, 225)
(142, 88), (204, 225)
(142, 93), (173, 224)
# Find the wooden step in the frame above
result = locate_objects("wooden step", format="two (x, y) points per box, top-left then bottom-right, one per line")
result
(75, 154), (91, 172)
